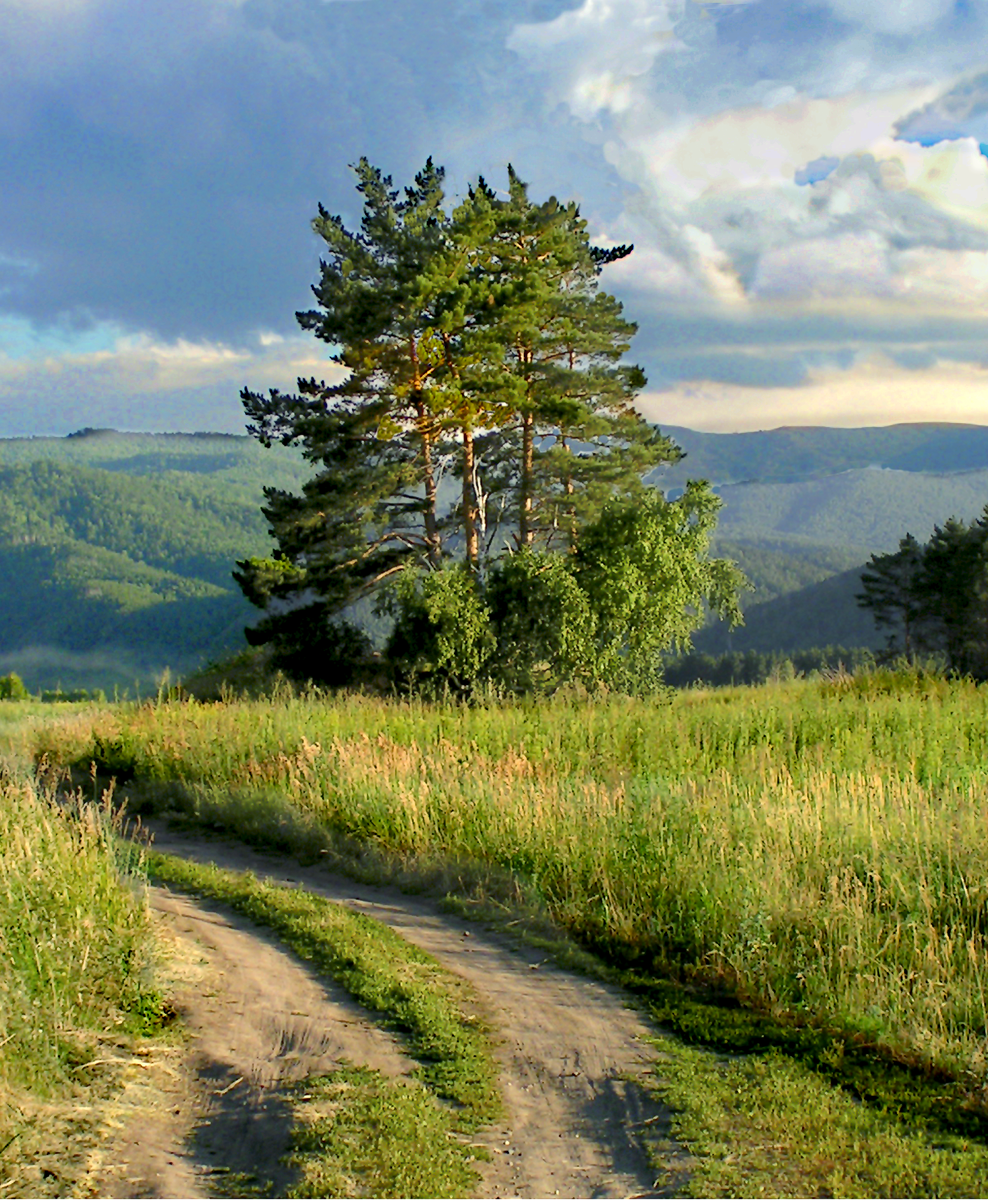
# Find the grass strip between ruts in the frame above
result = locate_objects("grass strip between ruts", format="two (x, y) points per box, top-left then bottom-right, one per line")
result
(146, 851), (501, 1198)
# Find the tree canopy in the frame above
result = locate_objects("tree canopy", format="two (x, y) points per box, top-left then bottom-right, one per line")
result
(237, 158), (745, 691)
(857, 509), (988, 678)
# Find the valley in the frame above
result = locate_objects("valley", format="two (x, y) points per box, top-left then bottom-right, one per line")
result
(2, 422), (988, 692)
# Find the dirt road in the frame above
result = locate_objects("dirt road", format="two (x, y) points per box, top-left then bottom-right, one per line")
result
(89, 824), (687, 1199)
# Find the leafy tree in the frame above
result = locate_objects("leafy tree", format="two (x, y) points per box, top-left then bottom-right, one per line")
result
(486, 550), (595, 693)
(573, 484), (747, 692)
(856, 533), (925, 659)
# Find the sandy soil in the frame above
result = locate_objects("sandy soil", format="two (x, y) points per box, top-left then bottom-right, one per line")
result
(90, 822), (689, 1199)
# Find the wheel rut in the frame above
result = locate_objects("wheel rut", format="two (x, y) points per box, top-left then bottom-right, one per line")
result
(95, 822), (687, 1199)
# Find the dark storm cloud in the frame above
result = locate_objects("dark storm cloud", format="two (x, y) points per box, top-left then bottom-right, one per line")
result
(0, 0), (581, 343)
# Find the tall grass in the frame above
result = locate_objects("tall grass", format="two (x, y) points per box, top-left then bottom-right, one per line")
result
(34, 672), (988, 1080)
(0, 708), (158, 1183)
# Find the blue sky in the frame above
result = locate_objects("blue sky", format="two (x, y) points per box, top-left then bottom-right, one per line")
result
(2, 0), (988, 435)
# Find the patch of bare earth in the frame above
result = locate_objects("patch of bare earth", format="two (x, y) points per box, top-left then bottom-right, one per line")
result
(92, 822), (689, 1199)
(85, 886), (417, 1199)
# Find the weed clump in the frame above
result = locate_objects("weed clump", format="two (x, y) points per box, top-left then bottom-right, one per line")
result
(0, 753), (160, 1193)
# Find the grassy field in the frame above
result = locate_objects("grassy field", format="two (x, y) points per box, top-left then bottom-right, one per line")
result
(0, 702), (162, 1197)
(29, 669), (988, 1091)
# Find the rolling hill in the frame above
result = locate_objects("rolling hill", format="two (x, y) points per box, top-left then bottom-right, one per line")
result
(0, 432), (308, 693)
(1, 422), (986, 691)
(694, 566), (883, 657)
(656, 423), (988, 487)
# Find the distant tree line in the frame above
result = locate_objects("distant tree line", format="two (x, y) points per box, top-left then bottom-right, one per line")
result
(0, 673), (105, 702)
(857, 508), (988, 678)
(237, 159), (746, 694)
(662, 646), (876, 689)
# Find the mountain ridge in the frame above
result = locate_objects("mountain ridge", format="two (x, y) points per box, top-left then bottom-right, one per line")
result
(1, 423), (986, 689)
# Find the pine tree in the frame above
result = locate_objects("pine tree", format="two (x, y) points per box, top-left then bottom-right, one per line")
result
(856, 533), (925, 659)
(236, 159), (463, 671)
(451, 168), (679, 555)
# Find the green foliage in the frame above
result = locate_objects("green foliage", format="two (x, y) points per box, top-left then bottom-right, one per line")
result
(574, 485), (746, 690)
(858, 507), (988, 678)
(486, 550), (595, 693)
(380, 492), (748, 697)
(0, 674), (28, 700)
(446, 167), (676, 554)
(384, 566), (494, 695)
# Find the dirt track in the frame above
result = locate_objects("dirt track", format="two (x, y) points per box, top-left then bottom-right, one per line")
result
(89, 824), (687, 1199)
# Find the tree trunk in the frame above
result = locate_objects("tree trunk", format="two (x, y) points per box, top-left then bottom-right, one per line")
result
(520, 410), (535, 549)
(414, 397), (442, 569)
(560, 431), (577, 551)
(462, 423), (479, 571)
(409, 334), (442, 570)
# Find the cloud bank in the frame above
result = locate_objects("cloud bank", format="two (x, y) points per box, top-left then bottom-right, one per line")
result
(2, 0), (988, 432)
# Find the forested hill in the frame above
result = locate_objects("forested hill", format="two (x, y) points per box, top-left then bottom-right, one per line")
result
(0, 432), (308, 693)
(0, 428), (307, 492)
(656, 423), (988, 487)
(1, 424), (987, 692)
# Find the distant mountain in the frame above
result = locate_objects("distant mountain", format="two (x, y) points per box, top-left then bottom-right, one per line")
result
(0, 433), (308, 693)
(656, 423), (988, 487)
(694, 566), (883, 657)
(713, 467), (988, 556)
(698, 464), (988, 652)
(1, 424), (987, 689)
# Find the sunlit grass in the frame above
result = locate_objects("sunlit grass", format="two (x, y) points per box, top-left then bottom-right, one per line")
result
(32, 673), (988, 1083)
(0, 758), (160, 1195)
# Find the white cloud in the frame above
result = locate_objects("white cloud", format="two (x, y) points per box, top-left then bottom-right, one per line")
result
(616, 88), (939, 206)
(826, 0), (955, 35)
(638, 354), (988, 432)
(507, 0), (682, 121)
(751, 231), (891, 300)
(509, 0), (988, 326)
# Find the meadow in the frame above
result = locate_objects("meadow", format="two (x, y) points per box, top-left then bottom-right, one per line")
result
(0, 703), (160, 1195)
(28, 669), (988, 1089)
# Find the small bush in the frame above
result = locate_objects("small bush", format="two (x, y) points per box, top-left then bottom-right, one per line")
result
(383, 566), (494, 696)
(487, 550), (595, 693)
(0, 673), (29, 701)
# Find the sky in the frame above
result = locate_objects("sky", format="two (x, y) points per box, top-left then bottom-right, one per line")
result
(2, 0), (988, 436)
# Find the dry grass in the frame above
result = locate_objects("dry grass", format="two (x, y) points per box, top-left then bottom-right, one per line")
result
(0, 702), (161, 1197)
(31, 673), (988, 1082)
